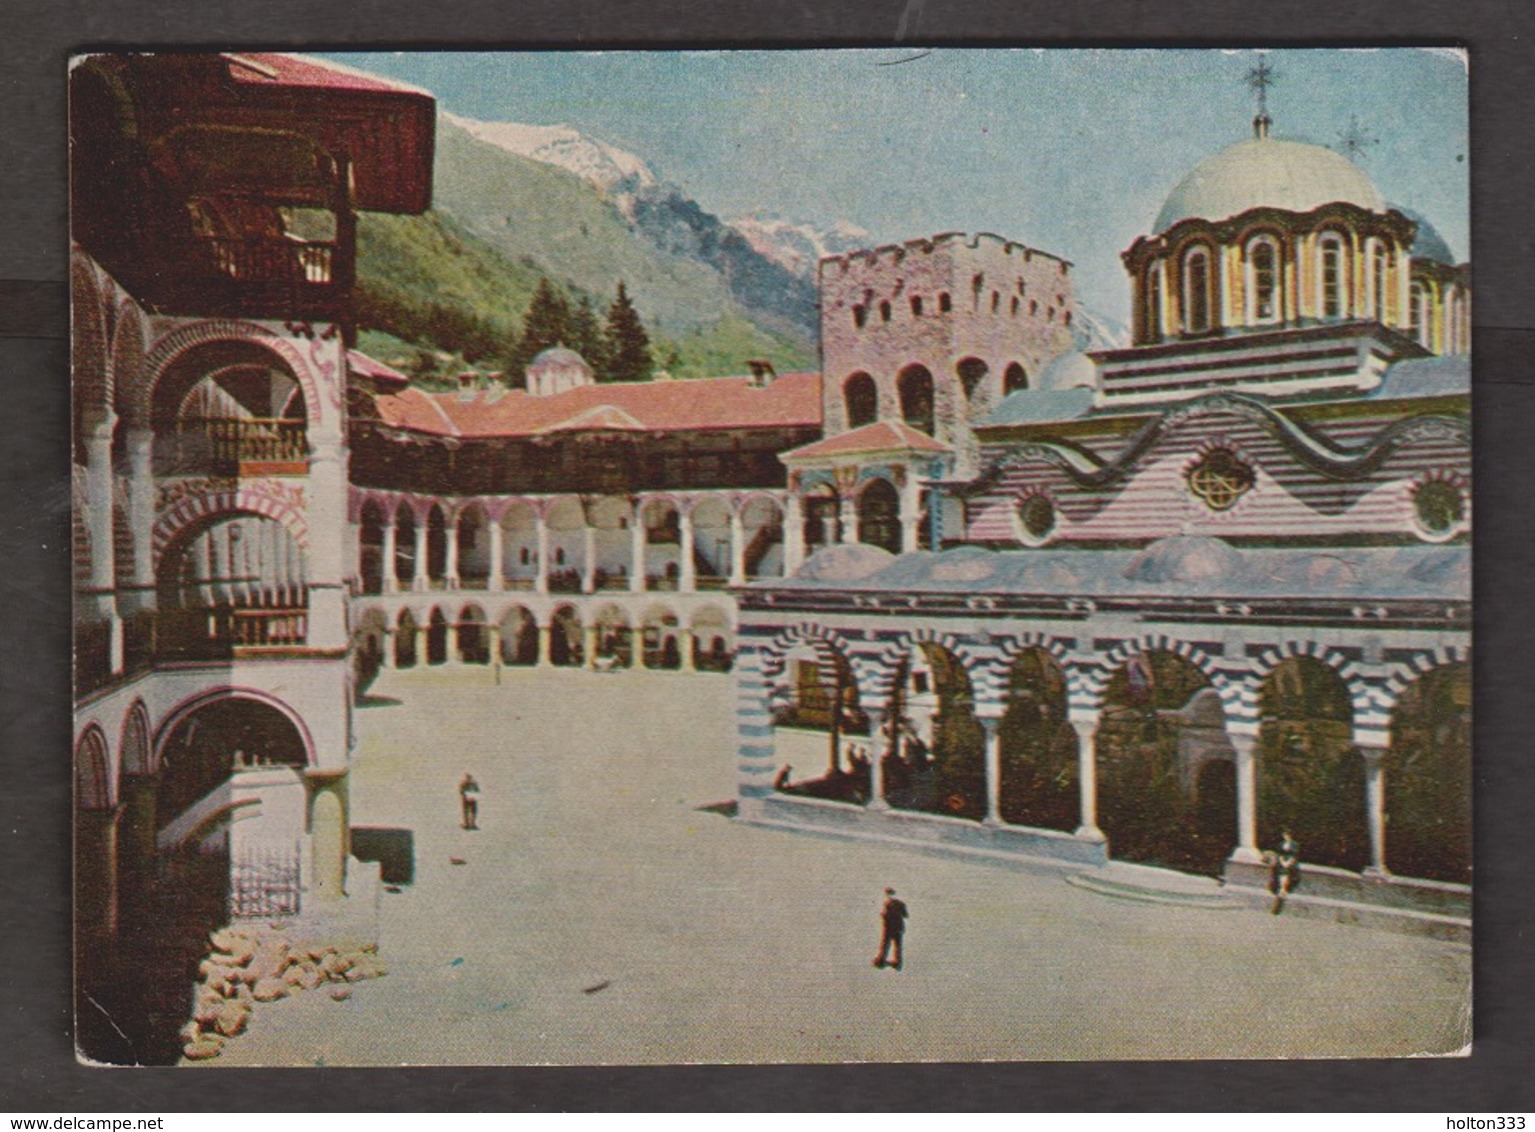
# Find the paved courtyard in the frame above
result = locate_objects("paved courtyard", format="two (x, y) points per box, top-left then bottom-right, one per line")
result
(207, 666), (1470, 1065)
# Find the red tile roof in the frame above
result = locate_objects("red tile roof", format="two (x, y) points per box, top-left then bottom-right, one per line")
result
(225, 53), (431, 96)
(782, 420), (949, 461)
(347, 349), (411, 389)
(368, 371), (823, 438)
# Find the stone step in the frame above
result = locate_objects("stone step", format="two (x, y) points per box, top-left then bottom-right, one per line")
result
(1225, 886), (1472, 945)
(1066, 866), (1242, 909)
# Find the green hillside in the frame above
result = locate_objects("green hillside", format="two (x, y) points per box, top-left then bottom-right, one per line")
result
(350, 115), (814, 385)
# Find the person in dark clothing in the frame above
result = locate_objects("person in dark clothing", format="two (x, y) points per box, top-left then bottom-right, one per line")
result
(459, 773), (481, 830)
(873, 887), (909, 970)
(1269, 829), (1299, 914)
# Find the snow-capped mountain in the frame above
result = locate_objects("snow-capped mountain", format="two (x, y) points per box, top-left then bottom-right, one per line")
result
(728, 214), (875, 280)
(445, 113), (658, 195)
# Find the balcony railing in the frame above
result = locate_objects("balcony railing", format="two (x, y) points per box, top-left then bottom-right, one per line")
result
(155, 605), (309, 660)
(163, 418), (307, 476)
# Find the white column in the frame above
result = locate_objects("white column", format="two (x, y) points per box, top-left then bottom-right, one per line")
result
(840, 493), (859, 546)
(582, 524), (597, 593)
(411, 514), (429, 592)
(124, 426), (155, 597)
(1071, 717), (1104, 841)
(629, 501), (646, 594)
(537, 623), (553, 667)
(83, 411), (123, 671)
(1229, 733), (1264, 864)
(380, 628), (395, 669)
(535, 511), (550, 596)
(305, 438), (349, 650)
(728, 508), (746, 586)
(783, 495), (805, 575)
(866, 708), (888, 811)
(679, 507), (696, 593)
(899, 477), (921, 554)
(1361, 746), (1389, 877)
(980, 714), (1003, 826)
(585, 622), (601, 669)
(444, 508), (461, 588)
(678, 629), (696, 673)
(381, 514), (398, 593)
(487, 517), (504, 592)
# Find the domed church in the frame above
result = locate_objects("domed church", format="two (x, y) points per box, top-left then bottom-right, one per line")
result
(736, 98), (1470, 927)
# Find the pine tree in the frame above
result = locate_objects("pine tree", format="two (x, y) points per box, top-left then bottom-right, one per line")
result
(510, 277), (574, 382)
(602, 281), (652, 384)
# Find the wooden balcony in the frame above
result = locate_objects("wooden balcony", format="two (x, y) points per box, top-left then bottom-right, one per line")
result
(163, 418), (307, 477)
(154, 605), (310, 661)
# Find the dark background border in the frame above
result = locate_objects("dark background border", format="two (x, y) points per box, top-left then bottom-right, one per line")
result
(3, 0), (1531, 1112)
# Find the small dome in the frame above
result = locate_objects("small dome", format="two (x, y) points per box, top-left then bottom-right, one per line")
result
(1154, 137), (1385, 234)
(1392, 204), (1457, 265)
(1035, 351), (1098, 392)
(795, 542), (894, 582)
(529, 346), (591, 370)
(1124, 536), (1246, 586)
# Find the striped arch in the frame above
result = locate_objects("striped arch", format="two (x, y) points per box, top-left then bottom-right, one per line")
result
(988, 631), (1083, 706)
(868, 627), (986, 704)
(1086, 633), (1235, 717)
(1240, 640), (1369, 736)
(1361, 644), (1473, 742)
(152, 483), (311, 566)
(140, 319), (325, 431)
(109, 300), (150, 425)
(71, 254), (112, 420)
(75, 725), (114, 811)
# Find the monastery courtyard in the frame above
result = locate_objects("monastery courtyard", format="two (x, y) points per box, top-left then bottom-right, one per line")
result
(204, 666), (1470, 1065)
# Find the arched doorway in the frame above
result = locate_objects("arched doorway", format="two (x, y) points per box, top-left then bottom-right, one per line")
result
(358, 501), (386, 595)
(425, 607), (449, 665)
(1386, 662), (1471, 884)
(1003, 362), (1028, 395)
(1257, 657), (1366, 871)
(593, 604), (633, 667)
(456, 504), (489, 589)
(1096, 650), (1227, 873)
(856, 478), (901, 554)
(395, 609), (418, 668)
(550, 605), (584, 667)
(456, 604), (489, 664)
(897, 365), (936, 436)
(692, 605), (733, 672)
(641, 604), (680, 669)
(886, 644), (984, 820)
(498, 606), (538, 666)
(353, 608), (389, 695)
(425, 506), (448, 586)
(772, 642), (867, 803)
(740, 495), (784, 580)
(999, 648), (1077, 831)
(803, 485), (840, 553)
(394, 505), (417, 589)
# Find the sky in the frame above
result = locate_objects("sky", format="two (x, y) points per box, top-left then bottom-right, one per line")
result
(325, 48), (1469, 322)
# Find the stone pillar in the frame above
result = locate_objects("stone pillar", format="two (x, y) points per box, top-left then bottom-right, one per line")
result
(534, 512), (550, 595)
(582, 525), (597, 593)
(1071, 717), (1104, 841)
(729, 509), (746, 586)
(899, 478), (922, 555)
(1361, 746), (1389, 877)
(839, 495), (859, 546)
(82, 411), (123, 671)
(380, 627), (395, 669)
(629, 625), (643, 668)
(307, 775), (348, 903)
(487, 518), (504, 592)
(537, 623), (553, 667)
(679, 507), (696, 593)
(630, 502), (647, 593)
(585, 623), (601, 669)
(783, 494), (805, 576)
(980, 714), (1003, 826)
(306, 439), (350, 651)
(865, 708), (889, 811)
(444, 509), (461, 589)
(381, 514), (398, 593)
(123, 426), (156, 600)
(412, 513), (430, 592)
(1229, 732), (1264, 864)
(679, 629), (696, 673)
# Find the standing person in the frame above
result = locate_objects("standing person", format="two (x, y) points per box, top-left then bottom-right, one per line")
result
(872, 887), (909, 970)
(459, 773), (481, 831)
(1269, 829), (1299, 914)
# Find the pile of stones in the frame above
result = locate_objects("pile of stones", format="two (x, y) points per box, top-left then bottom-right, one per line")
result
(180, 925), (387, 1061)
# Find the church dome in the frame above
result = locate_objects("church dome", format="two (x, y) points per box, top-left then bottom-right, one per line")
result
(1035, 351), (1098, 392)
(530, 346), (590, 370)
(1393, 204), (1457, 265)
(1124, 535), (1247, 586)
(1154, 137), (1386, 235)
(526, 346), (594, 396)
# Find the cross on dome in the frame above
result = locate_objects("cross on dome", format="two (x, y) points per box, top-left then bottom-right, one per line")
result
(1245, 57), (1278, 138)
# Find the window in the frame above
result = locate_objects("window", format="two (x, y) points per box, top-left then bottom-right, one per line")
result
(956, 358), (988, 401)
(844, 372), (877, 428)
(879, 301), (892, 323)
(852, 304), (867, 329)
(910, 295), (923, 317)
(1186, 448), (1255, 511)
(1016, 494), (1057, 546)
(1183, 247), (1212, 333)
(1010, 295), (1020, 316)
(938, 292), (952, 313)
(1413, 479), (1466, 541)
(1246, 236), (1281, 323)
(1410, 281), (1429, 347)
(1318, 234), (1346, 319)
(1370, 242), (1389, 321)
(1003, 363), (1028, 395)
(990, 291), (1001, 313)
(898, 365), (935, 436)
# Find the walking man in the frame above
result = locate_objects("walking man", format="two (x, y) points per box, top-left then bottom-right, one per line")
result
(459, 772), (481, 830)
(873, 887), (909, 970)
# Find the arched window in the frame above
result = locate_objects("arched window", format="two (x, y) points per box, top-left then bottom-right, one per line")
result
(956, 358), (988, 401)
(1145, 266), (1163, 343)
(1245, 235), (1281, 324)
(852, 305), (867, 330)
(1410, 281), (1430, 348)
(897, 365), (935, 436)
(1370, 241), (1390, 322)
(1317, 233), (1347, 320)
(879, 300), (892, 323)
(910, 296), (923, 317)
(1003, 363), (1028, 395)
(938, 292), (952, 313)
(1183, 246), (1212, 333)
(843, 372), (877, 429)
